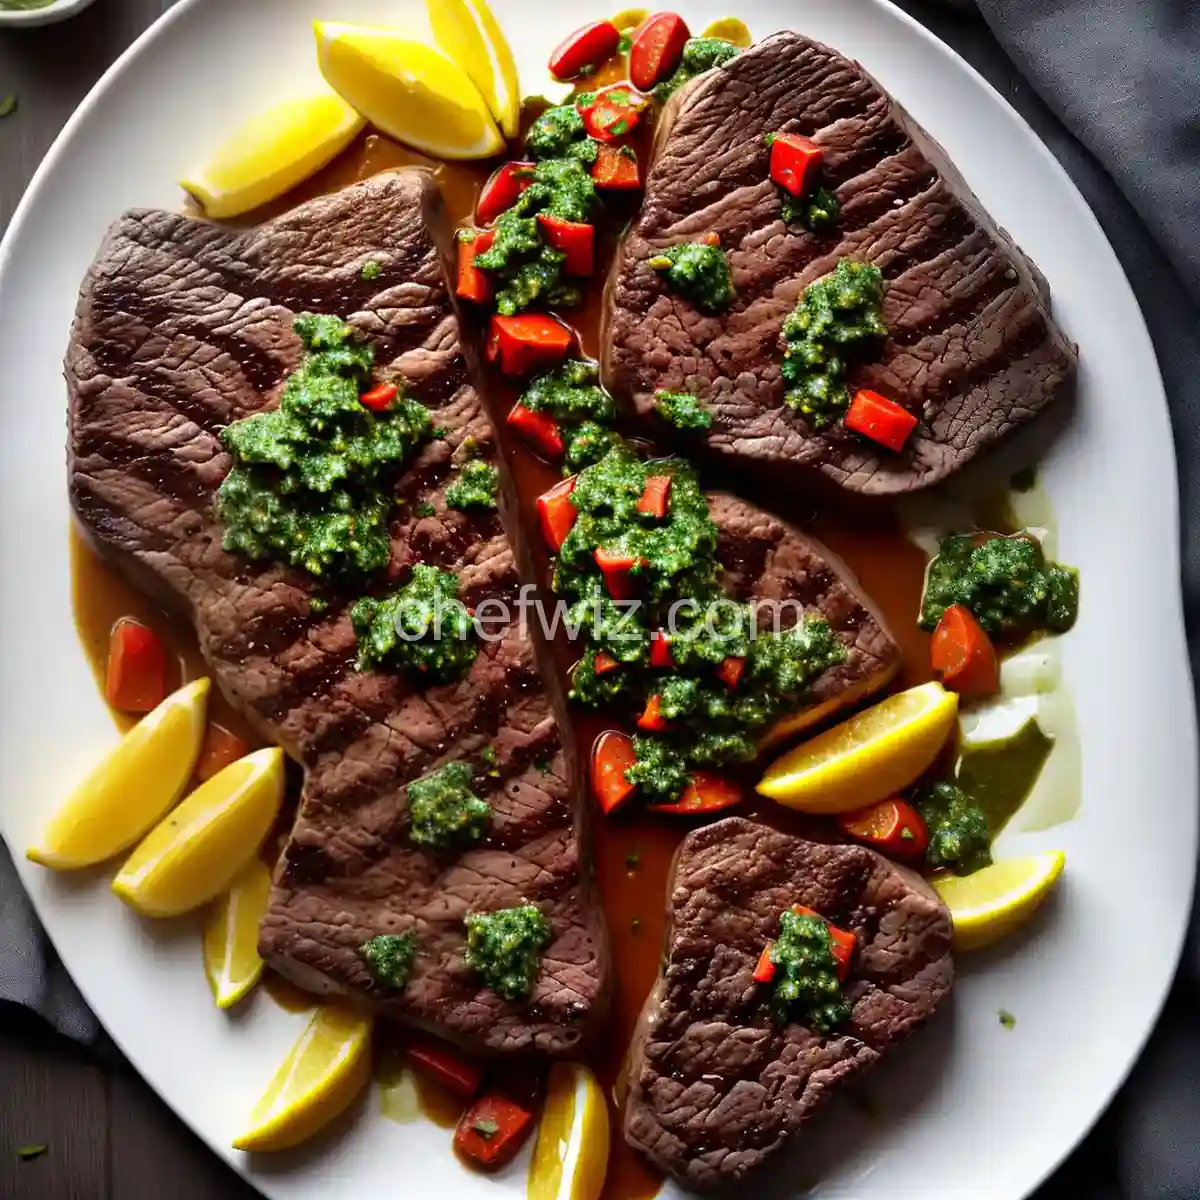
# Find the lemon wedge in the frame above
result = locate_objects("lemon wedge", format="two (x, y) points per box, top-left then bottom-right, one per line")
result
(701, 17), (752, 47)
(203, 858), (273, 1010)
(612, 8), (649, 33)
(181, 93), (364, 220)
(427, 0), (520, 139)
(933, 851), (1065, 951)
(233, 1005), (373, 1152)
(314, 22), (504, 160)
(27, 679), (210, 871)
(112, 747), (284, 918)
(528, 1062), (609, 1200)
(757, 682), (958, 813)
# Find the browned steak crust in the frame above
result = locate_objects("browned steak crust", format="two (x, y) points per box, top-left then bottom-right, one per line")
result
(65, 169), (608, 1056)
(625, 818), (954, 1188)
(603, 31), (1077, 496)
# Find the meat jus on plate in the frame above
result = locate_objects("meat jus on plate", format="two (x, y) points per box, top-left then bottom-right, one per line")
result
(62, 26), (1073, 1194)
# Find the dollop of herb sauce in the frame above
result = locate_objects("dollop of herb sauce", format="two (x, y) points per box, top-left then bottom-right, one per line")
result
(648, 242), (735, 314)
(651, 36), (740, 100)
(351, 564), (477, 678)
(463, 904), (552, 1000)
(782, 185), (841, 232)
(920, 533), (1080, 638)
(655, 391), (713, 431)
(769, 909), (852, 1032)
(408, 761), (490, 849)
(780, 259), (887, 427)
(519, 359), (619, 469)
(445, 459), (499, 510)
(215, 315), (432, 579)
(359, 933), (417, 990)
(916, 781), (993, 875)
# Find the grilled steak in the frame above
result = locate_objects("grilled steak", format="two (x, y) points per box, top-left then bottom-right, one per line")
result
(709, 493), (900, 739)
(66, 169), (609, 1056)
(603, 31), (1077, 496)
(625, 818), (954, 1189)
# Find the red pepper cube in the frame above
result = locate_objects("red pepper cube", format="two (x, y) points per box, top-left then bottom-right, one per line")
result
(536, 215), (595, 276)
(536, 475), (577, 549)
(844, 388), (918, 452)
(753, 941), (777, 984)
(455, 230), (495, 304)
(636, 474), (672, 518)
(716, 655), (745, 689)
(486, 314), (573, 378)
(476, 161), (535, 225)
(637, 694), (670, 732)
(769, 132), (825, 198)
(579, 85), (644, 143)
(454, 1091), (534, 1171)
(591, 730), (638, 815)
(592, 144), (641, 191)
(407, 1039), (483, 1101)
(629, 11), (690, 91)
(105, 618), (168, 713)
(507, 403), (565, 459)
(548, 20), (622, 81)
(593, 546), (640, 600)
(359, 382), (398, 411)
(650, 771), (742, 815)
(649, 630), (673, 667)
(593, 651), (620, 675)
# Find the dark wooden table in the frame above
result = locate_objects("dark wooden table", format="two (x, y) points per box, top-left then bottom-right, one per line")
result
(0, 3), (1117, 1197)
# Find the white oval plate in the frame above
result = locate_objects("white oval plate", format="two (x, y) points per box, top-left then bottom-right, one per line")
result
(0, 1), (1194, 1197)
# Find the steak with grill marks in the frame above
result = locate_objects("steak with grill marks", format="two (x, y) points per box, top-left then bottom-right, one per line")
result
(602, 31), (1078, 496)
(625, 818), (954, 1189)
(65, 169), (609, 1056)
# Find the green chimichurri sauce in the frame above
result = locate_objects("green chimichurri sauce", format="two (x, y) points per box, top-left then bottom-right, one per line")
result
(214, 315), (432, 580)
(651, 36), (740, 99)
(351, 564), (477, 678)
(519, 360), (619, 471)
(408, 761), (490, 850)
(780, 259), (887, 427)
(915, 781), (993, 875)
(920, 533), (1080, 638)
(463, 904), (552, 1000)
(445, 459), (499, 511)
(769, 909), (851, 1032)
(782, 185), (841, 232)
(359, 933), (417, 990)
(648, 242), (735, 314)
(955, 717), (1053, 834)
(655, 391), (713, 431)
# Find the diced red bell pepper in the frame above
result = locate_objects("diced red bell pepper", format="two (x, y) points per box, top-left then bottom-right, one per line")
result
(844, 388), (918, 453)
(579, 85), (645, 142)
(536, 215), (595, 276)
(548, 20), (622, 80)
(486, 314), (573, 378)
(407, 1038), (483, 1101)
(591, 729), (638, 815)
(476, 161), (535, 225)
(454, 1091), (534, 1172)
(591, 143), (641, 190)
(593, 651), (620, 675)
(838, 797), (930, 861)
(650, 772), (742, 815)
(105, 618), (168, 713)
(716, 656), (745, 689)
(536, 475), (577, 550)
(930, 603), (1000, 697)
(636, 474), (672, 518)
(637, 694), (670, 732)
(793, 905), (856, 980)
(754, 941), (777, 983)
(195, 725), (249, 782)
(359, 382), (398, 411)
(455, 230), (495, 304)
(629, 12), (690, 91)
(594, 546), (641, 600)
(768, 132), (824, 198)
(507, 403), (565, 459)
(649, 630), (673, 667)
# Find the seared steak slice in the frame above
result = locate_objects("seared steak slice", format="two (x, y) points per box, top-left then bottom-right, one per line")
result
(710, 493), (900, 741)
(603, 31), (1077, 496)
(625, 818), (954, 1188)
(66, 170), (608, 1056)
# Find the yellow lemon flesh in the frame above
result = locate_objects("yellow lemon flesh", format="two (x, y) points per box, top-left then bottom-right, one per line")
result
(529, 1062), (610, 1200)
(314, 22), (503, 160)
(203, 858), (273, 1010)
(701, 17), (752, 47)
(180, 93), (364, 220)
(426, 0), (520, 139)
(612, 8), (649, 33)
(233, 1005), (373, 1152)
(27, 679), (210, 871)
(933, 851), (1065, 951)
(112, 747), (284, 918)
(756, 681), (959, 813)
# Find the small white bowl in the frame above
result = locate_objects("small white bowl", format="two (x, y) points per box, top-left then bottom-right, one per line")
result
(0, 0), (98, 28)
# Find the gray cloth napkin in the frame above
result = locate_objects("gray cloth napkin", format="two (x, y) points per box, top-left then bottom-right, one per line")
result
(2, 0), (1198, 1194)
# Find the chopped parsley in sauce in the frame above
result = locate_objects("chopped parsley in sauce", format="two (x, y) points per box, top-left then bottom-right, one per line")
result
(215, 315), (432, 579)
(648, 242), (735, 313)
(769, 909), (851, 1032)
(651, 36), (740, 100)
(655, 391), (713, 431)
(351, 564), (477, 678)
(780, 259), (887, 427)
(916, 781), (993, 876)
(359, 933), (416, 990)
(519, 360), (620, 470)
(361, 260), (382, 281)
(463, 904), (552, 1000)
(445, 460), (499, 510)
(408, 761), (490, 849)
(782, 185), (841, 232)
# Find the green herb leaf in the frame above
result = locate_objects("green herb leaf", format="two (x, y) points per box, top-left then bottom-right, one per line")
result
(999, 1009), (1016, 1030)
(625, 851), (640, 869)
(17, 1145), (48, 1162)
(473, 1118), (500, 1140)
(0, 96), (17, 120)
